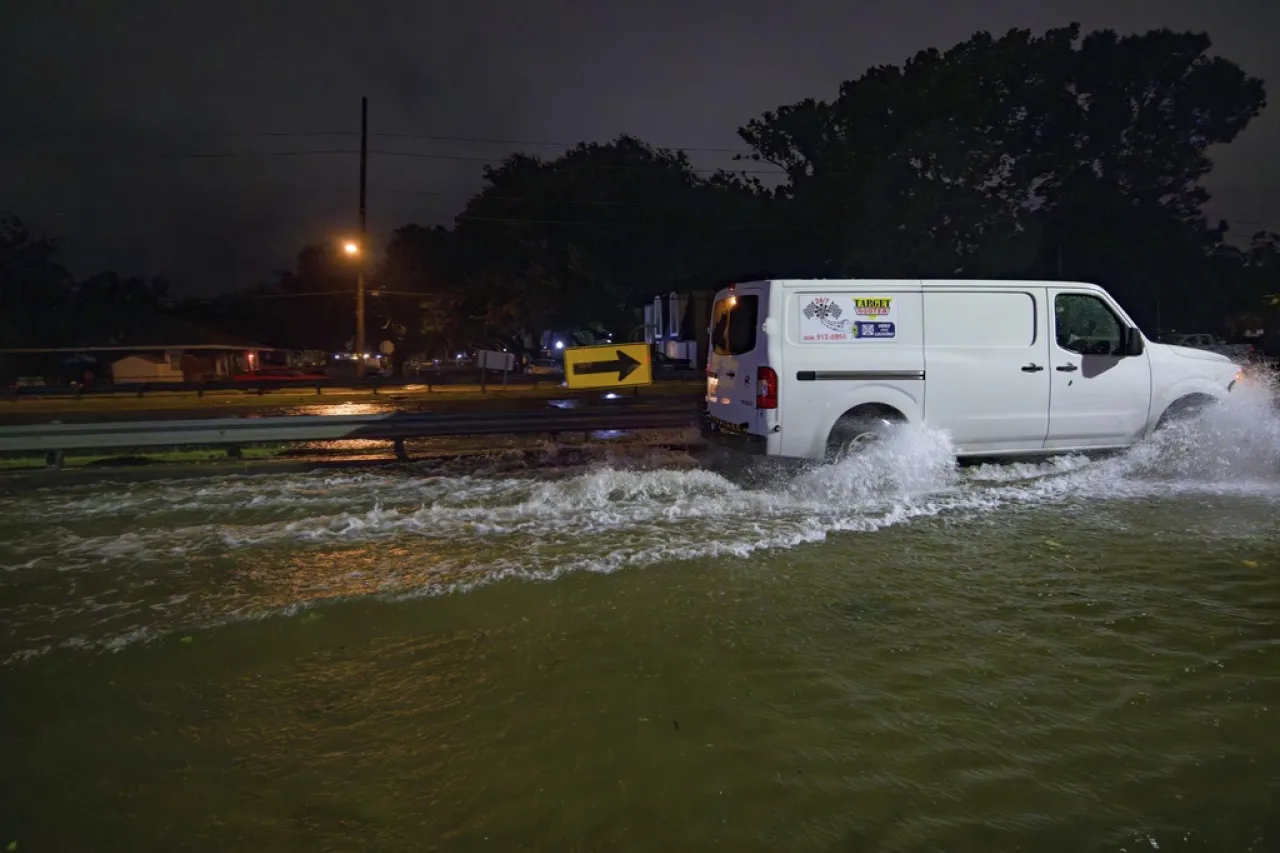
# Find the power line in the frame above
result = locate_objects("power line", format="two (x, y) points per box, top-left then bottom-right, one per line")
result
(0, 143), (778, 175)
(156, 149), (360, 160)
(243, 290), (432, 300)
(451, 213), (799, 230)
(14, 180), (1276, 200)
(0, 148), (361, 161)
(369, 148), (783, 175)
(370, 131), (755, 154)
(13, 187), (1279, 232)
(10, 128), (757, 154)
(9, 129), (356, 139)
(9, 137), (1277, 189)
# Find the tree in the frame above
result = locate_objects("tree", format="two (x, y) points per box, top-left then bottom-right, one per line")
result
(373, 224), (466, 365)
(736, 22), (1267, 314)
(226, 244), (364, 351)
(8, 23), (1270, 361)
(67, 272), (174, 344)
(452, 136), (767, 343)
(1216, 232), (1280, 335)
(0, 217), (73, 346)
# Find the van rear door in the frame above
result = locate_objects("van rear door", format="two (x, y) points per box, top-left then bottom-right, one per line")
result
(706, 286), (770, 438)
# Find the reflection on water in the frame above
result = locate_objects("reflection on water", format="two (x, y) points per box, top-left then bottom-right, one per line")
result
(306, 401), (390, 416)
(0, 385), (1278, 850)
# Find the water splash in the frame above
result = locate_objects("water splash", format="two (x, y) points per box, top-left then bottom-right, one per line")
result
(1114, 382), (1280, 485)
(2, 382), (1278, 663)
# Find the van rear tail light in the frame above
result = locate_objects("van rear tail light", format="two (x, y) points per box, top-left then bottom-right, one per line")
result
(756, 366), (778, 409)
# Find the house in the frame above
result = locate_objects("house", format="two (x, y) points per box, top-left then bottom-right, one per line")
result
(110, 353), (184, 384)
(0, 311), (278, 386)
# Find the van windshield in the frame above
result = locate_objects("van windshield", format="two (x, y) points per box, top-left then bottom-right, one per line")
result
(711, 294), (759, 356)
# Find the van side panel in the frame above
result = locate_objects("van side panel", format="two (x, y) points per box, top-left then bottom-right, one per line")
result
(921, 286), (1052, 453)
(777, 282), (925, 459)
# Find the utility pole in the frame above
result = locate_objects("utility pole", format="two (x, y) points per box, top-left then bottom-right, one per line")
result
(356, 96), (368, 357)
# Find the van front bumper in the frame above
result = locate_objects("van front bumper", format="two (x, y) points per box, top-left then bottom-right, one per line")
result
(700, 409), (768, 455)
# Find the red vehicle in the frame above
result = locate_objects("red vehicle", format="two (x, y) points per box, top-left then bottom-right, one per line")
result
(232, 367), (328, 382)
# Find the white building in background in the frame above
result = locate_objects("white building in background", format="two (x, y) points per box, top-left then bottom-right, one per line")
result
(644, 290), (710, 365)
(110, 353), (185, 384)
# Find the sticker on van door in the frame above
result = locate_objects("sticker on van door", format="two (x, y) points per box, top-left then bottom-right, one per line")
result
(854, 321), (896, 338)
(801, 296), (895, 342)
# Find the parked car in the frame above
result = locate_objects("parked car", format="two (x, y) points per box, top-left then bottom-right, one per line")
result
(703, 278), (1242, 461)
(526, 358), (564, 376)
(652, 351), (693, 370)
(1163, 332), (1255, 361)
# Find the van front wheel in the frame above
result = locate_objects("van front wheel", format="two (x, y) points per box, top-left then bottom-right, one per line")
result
(825, 411), (902, 462)
(1154, 394), (1216, 432)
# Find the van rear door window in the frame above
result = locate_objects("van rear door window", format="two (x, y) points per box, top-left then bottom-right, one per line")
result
(712, 295), (759, 356)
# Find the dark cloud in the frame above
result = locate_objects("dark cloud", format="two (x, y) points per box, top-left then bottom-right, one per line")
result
(2, 0), (1276, 294)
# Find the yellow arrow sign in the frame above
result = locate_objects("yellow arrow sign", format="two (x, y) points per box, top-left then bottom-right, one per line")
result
(562, 342), (653, 390)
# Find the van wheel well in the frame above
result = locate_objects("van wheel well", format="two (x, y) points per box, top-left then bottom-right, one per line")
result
(1155, 394), (1217, 430)
(825, 405), (907, 461)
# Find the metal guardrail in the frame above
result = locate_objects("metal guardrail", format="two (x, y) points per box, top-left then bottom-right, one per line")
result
(6, 375), (511, 399)
(6, 370), (705, 400)
(0, 405), (701, 464)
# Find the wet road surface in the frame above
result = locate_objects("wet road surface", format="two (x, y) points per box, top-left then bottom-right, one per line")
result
(2, 388), (1279, 851)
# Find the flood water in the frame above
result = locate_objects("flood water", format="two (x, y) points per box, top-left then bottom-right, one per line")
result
(2, 387), (1279, 851)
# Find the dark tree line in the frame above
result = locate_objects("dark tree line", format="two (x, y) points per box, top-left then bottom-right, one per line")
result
(3, 23), (1277, 357)
(0, 218), (178, 347)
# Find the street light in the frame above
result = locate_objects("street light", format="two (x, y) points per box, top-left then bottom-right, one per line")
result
(340, 238), (366, 358)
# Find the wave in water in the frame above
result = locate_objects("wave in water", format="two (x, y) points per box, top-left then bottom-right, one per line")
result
(2, 382), (1278, 663)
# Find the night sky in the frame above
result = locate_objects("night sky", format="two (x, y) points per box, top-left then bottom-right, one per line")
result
(4, 0), (1277, 295)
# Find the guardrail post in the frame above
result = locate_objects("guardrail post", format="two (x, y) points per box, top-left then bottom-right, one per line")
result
(226, 445), (242, 459)
(45, 450), (64, 469)
(316, 383), (323, 396)
(197, 382), (205, 398)
(393, 438), (409, 462)
(256, 383), (265, 397)
(137, 383), (146, 398)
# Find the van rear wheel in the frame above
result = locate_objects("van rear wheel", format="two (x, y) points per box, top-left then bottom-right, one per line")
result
(826, 412), (902, 462)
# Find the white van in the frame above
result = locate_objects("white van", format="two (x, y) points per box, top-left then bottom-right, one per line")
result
(702, 279), (1243, 460)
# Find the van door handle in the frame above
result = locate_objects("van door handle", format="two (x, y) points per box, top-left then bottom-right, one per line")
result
(1056, 364), (1079, 373)
(1021, 363), (1044, 372)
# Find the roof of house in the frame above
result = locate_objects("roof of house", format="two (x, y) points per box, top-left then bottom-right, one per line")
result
(113, 353), (169, 364)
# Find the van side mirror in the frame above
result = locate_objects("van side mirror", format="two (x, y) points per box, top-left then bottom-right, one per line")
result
(1121, 328), (1145, 357)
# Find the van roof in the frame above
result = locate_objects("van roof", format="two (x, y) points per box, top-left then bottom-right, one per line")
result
(726, 278), (1104, 291)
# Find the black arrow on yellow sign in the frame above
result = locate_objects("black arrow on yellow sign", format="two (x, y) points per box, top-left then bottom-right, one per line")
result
(571, 349), (642, 381)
